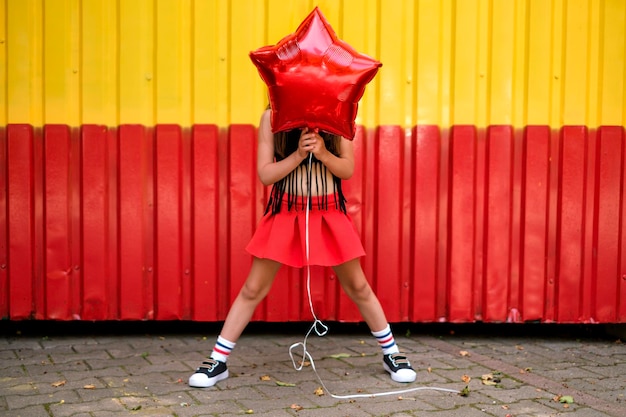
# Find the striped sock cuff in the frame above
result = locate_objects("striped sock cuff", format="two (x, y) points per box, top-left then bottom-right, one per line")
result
(371, 324), (399, 354)
(210, 335), (236, 362)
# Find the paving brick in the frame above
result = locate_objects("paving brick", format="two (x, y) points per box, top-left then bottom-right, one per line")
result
(5, 389), (81, 410)
(7, 404), (51, 417)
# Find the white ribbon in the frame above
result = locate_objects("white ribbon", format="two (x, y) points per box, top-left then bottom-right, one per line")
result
(288, 153), (459, 399)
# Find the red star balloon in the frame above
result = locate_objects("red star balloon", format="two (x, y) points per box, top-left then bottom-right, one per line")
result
(249, 7), (382, 139)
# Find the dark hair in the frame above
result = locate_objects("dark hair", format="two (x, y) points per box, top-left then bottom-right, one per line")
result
(274, 129), (341, 160)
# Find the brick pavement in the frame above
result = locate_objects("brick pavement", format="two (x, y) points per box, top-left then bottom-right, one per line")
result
(0, 322), (624, 417)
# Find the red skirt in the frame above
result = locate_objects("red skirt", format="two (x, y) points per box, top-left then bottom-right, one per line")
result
(246, 194), (365, 268)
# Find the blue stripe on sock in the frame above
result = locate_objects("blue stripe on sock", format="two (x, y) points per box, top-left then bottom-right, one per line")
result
(375, 330), (392, 340)
(216, 341), (233, 351)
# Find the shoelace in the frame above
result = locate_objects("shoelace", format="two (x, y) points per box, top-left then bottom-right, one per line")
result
(198, 358), (219, 372)
(388, 353), (411, 367)
(288, 154), (460, 399)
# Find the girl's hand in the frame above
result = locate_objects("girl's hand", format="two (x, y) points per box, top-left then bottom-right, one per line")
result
(298, 128), (329, 160)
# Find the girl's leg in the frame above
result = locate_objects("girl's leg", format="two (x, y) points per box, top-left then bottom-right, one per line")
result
(189, 257), (281, 388)
(219, 257), (282, 342)
(333, 258), (416, 383)
(332, 258), (387, 331)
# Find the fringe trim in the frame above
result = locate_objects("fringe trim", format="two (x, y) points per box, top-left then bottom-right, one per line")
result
(265, 158), (347, 215)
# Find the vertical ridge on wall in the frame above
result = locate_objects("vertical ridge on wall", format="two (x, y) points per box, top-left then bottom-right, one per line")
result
(556, 126), (588, 322)
(0, 127), (6, 319)
(448, 126), (478, 322)
(411, 125), (441, 321)
(374, 126), (408, 322)
(81, 125), (113, 320)
(520, 126), (550, 322)
(483, 126), (514, 322)
(190, 125), (220, 321)
(594, 127), (625, 322)
(154, 125), (184, 319)
(43, 125), (75, 320)
(6, 126), (37, 319)
(118, 125), (154, 320)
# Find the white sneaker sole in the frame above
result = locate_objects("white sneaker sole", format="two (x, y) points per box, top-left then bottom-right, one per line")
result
(188, 369), (229, 388)
(383, 363), (417, 383)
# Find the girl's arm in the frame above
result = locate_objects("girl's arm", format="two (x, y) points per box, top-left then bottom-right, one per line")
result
(256, 110), (308, 186)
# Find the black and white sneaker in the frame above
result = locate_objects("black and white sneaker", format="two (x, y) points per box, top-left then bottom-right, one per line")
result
(188, 358), (229, 388)
(383, 353), (416, 383)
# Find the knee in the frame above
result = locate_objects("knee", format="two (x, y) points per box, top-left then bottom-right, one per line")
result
(239, 280), (270, 302)
(342, 278), (373, 302)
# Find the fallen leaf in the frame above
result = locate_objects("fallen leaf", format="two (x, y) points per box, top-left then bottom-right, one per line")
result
(427, 367), (432, 373)
(459, 350), (470, 357)
(458, 385), (470, 397)
(275, 380), (296, 387)
(299, 360), (311, 367)
(461, 375), (471, 383)
(515, 345), (524, 350)
(558, 395), (574, 404)
(83, 384), (96, 389)
(501, 405), (509, 410)
(481, 373), (502, 386)
(130, 405), (141, 411)
(51, 380), (66, 387)
(245, 409), (254, 414)
(313, 387), (324, 396)
(260, 375), (271, 381)
(329, 353), (351, 358)
(180, 402), (190, 407)
(290, 404), (303, 411)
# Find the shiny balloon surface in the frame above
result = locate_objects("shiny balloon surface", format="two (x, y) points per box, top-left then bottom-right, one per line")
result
(249, 7), (382, 139)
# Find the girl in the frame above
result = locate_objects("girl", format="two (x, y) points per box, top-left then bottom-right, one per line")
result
(189, 108), (416, 388)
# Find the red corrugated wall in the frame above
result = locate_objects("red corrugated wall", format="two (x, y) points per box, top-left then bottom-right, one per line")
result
(1, 123), (624, 323)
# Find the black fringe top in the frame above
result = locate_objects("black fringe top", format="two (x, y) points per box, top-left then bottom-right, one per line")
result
(264, 131), (347, 215)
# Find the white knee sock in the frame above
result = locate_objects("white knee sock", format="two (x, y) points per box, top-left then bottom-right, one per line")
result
(210, 335), (236, 363)
(371, 324), (400, 355)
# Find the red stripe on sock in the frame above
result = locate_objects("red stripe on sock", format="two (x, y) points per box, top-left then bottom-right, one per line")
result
(378, 335), (394, 345)
(213, 346), (230, 356)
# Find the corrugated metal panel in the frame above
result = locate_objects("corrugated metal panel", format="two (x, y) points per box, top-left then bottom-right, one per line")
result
(2, 123), (625, 322)
(2, 0), (625, 128)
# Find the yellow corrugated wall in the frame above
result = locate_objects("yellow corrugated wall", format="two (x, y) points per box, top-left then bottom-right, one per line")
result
(2, 0), (625, 128)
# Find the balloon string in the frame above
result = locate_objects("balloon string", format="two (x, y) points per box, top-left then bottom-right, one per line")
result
(288, 152), (459, 399)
